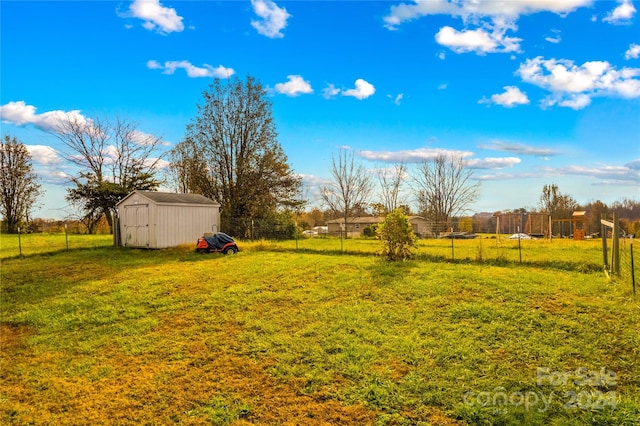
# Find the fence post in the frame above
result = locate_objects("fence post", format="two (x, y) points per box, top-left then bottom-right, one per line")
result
(450, 227), (454, 260)
(612, 212), (620, 275)
(631, 236), (636, 297)
(601, 214), (609, 273)
(518, 226), (522, 263)
(18, 226), (22, 257)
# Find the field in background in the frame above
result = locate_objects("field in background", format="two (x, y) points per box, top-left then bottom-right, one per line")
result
(1, 235), (638, 424)
(0, 232), (610, 268)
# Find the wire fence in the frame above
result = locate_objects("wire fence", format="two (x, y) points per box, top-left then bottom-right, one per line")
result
(618, 237), (637, 296)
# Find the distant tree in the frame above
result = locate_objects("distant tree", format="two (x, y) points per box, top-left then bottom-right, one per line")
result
(55, 116), (162, 233)
(376, 162), (406, 214)
(472, 212), (495, 234)
(0, 135), (42, 233)
(377, 209), (416, 261)
(412, 154), (480, 235)
(301, 207), (325, 227)
(538, 184), (578, 219)
(178, 75), (301, 237)
(321, 148), (373, 235)
(611, 198), (640, 220)
(370, 202), (387, 217)
(66, 199), (104, 234)
(458, 216), (474, 233)
(584, 200), (609, 235)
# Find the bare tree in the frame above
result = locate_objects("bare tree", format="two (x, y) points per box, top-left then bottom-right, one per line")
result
(412, 154), (480, 234)
(321, 148), (373, 234)
(538, 183), (579, 219)
(55, 115), (163, 233)
(0, 135), (42, 233)
(376, 162), (406, 214)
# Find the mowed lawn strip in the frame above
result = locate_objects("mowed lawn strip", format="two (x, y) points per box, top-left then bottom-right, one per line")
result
(1, 237), (638, 425)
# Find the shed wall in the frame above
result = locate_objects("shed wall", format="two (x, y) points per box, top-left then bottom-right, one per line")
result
(155, 204), (219, 249)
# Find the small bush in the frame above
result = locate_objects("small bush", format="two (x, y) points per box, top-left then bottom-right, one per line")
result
(377, 210), (417, 261)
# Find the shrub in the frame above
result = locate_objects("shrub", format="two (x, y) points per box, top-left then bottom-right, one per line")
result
(377, 209), (417, 261)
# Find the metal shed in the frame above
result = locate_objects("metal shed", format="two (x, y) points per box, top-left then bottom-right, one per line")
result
(116, 191), (220, 249)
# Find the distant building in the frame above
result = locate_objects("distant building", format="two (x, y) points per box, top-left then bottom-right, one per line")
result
(326, 216), (431, 238)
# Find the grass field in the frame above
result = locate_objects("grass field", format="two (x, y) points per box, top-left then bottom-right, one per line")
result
(1, 234), (639, 425)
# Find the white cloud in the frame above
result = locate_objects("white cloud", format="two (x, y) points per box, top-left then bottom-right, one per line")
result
(274, 75), (313, 96)
(481, 86), (530, 107)
(130, 130), (163, 146)
(359, 147), (520, 170)
(387, 93), (404, 105)
(603, 0), (636, 24)
(435, 21), (521, 54)
(1, 101), (166, 149)
(479, 141), (559, 156)
(146, 59), (162, 69)
(626, 43), (640, 59)
(148, 60), (235, 78)
(26, 145), (63, 166)
(359, 147), (473, 163)
(0, 101), (90, 133)
(627, 159), (640, 170)
(384, 1), (590, 56)
(251, 0), (291, 38)
(322, 83), (341, 99)
(542, 163), (640, 185)
(342, 79), (376, 100)
(384, 0), (592, 29)
(545, 29), (562, 44)
(465, 157), (521, 169)
(475, 171), (542, 181)
(24, 145), (70, 184)
(556, 94), (592, 109)
(128, 0), (184, 34)
(144, 157), (171, 170)
(517, 56), (640, 109)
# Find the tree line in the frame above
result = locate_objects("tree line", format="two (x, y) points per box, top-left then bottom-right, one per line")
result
(1, 75), (638, 237)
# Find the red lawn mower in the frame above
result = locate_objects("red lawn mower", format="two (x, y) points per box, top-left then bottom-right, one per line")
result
(196, 232), (239, 254)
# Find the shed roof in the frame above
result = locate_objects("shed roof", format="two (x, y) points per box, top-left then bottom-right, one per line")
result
(118, 190), (219, 206)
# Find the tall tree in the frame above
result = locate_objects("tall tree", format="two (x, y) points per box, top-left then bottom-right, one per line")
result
(376, 162), (406, 214)
(412, 154), (480, 235)
(179, 75), (301, 237)
(0, 135), (42, 233)
(538, 184), (578, 219)
(55, 116), (162, 233)
(321, 148), (373, 233)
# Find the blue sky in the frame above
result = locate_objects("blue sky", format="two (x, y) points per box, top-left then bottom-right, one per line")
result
(1, 0), (639, 219)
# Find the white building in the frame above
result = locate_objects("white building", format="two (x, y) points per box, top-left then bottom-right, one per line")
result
(116, 191), (220, 249)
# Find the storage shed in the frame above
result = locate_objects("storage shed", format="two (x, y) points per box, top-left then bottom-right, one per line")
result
(116, 191), (220, 249)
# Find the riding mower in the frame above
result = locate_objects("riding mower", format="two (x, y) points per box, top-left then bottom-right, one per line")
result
(195, 232), (239, 254)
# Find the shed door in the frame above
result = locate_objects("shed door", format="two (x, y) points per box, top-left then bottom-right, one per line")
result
(124, 205), (149, 247)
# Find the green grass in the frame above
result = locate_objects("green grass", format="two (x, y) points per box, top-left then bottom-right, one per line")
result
(1, 235), (638, 425)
